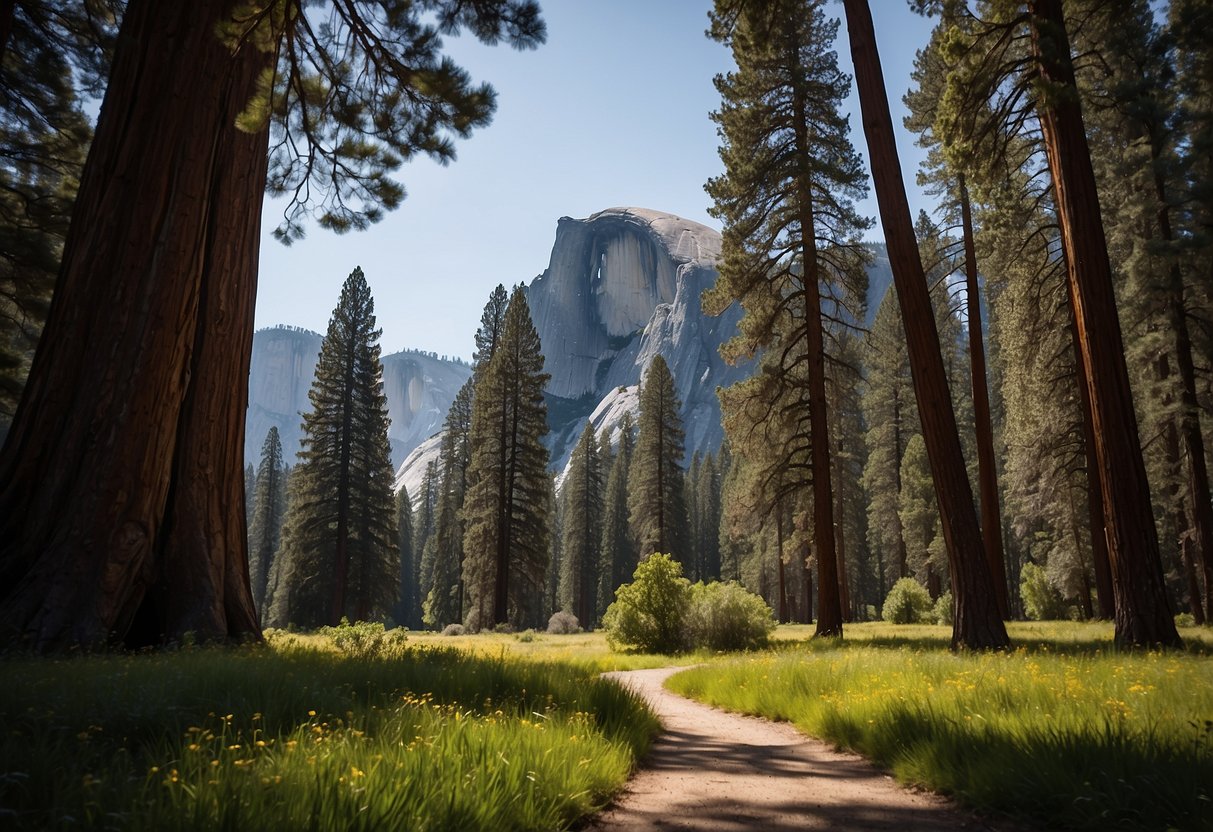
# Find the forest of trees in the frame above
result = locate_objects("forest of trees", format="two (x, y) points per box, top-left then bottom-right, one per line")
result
(0, 0), (1209, 652)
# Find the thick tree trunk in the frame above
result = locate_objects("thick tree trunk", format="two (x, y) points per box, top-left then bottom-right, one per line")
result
(0, 0), (268, 650)
(1029, 0), (1180, 648)
(959, 175), (1009, 618)
(843, 0), (1008, 650)
(1069, 313), (1115, 618)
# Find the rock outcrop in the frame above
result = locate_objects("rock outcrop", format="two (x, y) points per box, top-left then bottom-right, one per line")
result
(245, 326), (471, 470)
(526, 207), (749, 472)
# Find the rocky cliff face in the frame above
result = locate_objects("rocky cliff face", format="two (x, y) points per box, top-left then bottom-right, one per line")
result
(246, 327), (471, 470)
(526, 207), (749, 472)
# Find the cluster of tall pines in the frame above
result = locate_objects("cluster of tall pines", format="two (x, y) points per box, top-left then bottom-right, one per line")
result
(704, 0), (1212, 649)
(247, 275), (725, 632)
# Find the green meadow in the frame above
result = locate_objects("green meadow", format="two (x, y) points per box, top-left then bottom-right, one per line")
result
(668, 621), (1213, 831)
(0, 630), (658, 831)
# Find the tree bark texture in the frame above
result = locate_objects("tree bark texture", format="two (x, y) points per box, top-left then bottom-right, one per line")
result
(959, 175), (1009, 618)
(1029, 0), (1180, 648)
(1069, 312), (1115, 618)
(843, 0), (1008, 650)
(791, 69), (843, 639)
(0, 0), (269, 650)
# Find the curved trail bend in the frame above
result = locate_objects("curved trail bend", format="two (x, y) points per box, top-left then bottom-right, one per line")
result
(587, 667), (1016, 832)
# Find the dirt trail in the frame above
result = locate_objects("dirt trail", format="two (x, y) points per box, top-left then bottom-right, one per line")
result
(586, 667), (1013, 832)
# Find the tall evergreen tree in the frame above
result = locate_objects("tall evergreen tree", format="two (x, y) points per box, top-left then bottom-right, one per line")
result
(248, 426), (287, 621)
(627, 356), (689, 565)
(270, 267), (398, 628)
(558, 422), (603, 626)
(422, 379), (474, 629)
(413, 460), (438, 598)
(0, 0), (543, 651)
(694, 453), (723, 582)
(598, 413), (635, 615)
(461, 287), (550, 629)
(705, 0), (870, 638)
(394, 485), (417, 628)
(842, 0), (1008, 649)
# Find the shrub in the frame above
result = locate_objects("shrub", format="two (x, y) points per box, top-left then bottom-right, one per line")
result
(516, 629), (537, 643)
(547, 610), (581, 634)
(1175, 612), (1197, 628)
(933, 591), (953, 626)
(316, 618), (406, 657)
(881, 578), (933, 625)
(492, 622), (515, 634)
(601, 553), (691, 653)
(1020, 562), (1072, 621)
(686, 581), (774, 651)
(441, 623), (465, 636)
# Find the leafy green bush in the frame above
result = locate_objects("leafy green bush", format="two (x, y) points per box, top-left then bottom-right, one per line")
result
(933, 591), (953, 626)
(547, 610), (581, 634)
(1020, 562), (1072, 621)
(316, 618), (406, 657)
(686, 581), (774, 651)
(602, 553), (691, 653)
(1175, 612), (1197, 628)
(881, 578), (933, 625)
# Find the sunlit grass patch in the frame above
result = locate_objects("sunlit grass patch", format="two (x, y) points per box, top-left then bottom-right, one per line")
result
(0, 637), (658, 830)
(668, 621), (1213, 830)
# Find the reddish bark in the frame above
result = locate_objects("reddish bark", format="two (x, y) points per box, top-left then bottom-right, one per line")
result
(959, 175), (1009, 618)
(1029, 0), (1180, 647)
(0, 0), (268, 649)
(790, 56), (843, 639)
(843, 0), (1008, 650)
(1069, 312), (1115, 618)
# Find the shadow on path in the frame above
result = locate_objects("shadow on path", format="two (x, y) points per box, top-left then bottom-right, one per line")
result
(585, 667), (1023, 832)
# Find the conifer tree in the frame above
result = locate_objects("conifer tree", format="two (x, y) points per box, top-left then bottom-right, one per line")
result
(422, 380), (474, 628)
(271, 267), (398, 627)
(394, 485), (417, 628)
(559, 422), (603, 626)
(248, 426), (287, 620)
(694, 453), (723, 582)
(413, 461), (438, 600)
(598, 413), (635, 615)
(461, 287), (550, 629)
(842, 0), (1008, 649)
(705, 0), (870, 638)
(628, 356), (690, 565)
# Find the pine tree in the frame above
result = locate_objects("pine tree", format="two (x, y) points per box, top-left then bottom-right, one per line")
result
(628, 356), (689, 565)
(422, 380), (474, 629)
(270, 267), (399, 628)
(394, 485), (417, 628)
(558, 422), (603, 626)
(694, 453), (723, 582)
(705, 0), (871, 639)
(413, 461), (438, 601)
(842, 0), (1008, 649)
(248, 426), (287, 620)
(598, 413), (635, 615)
(461, 287), (550, 629)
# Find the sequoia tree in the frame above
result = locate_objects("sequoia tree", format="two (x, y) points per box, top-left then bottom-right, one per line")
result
(842, 0), (1008, 649)
(0, 0), (543, 651)
(1026, 0), (1180, 648)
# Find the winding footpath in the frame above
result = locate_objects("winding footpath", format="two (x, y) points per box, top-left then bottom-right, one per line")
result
(587, 667), (1017, 832)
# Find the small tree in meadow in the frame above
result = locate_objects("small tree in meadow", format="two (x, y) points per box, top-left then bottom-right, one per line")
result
(882, 577), (933, 625)
(686, 581), (774, 651)
(602, 553), (691, 653)
(1019, 562), (1073, 621)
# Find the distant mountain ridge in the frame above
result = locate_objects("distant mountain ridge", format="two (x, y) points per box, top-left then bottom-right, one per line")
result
(245, 326), (471, 470)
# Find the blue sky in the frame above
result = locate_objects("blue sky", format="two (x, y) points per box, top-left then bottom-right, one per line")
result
(254, 1), (937, 360)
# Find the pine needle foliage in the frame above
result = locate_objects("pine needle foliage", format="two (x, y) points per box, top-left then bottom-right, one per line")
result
(559, 422), (604, 626)
(461, 287), (550, 630)
(628, 356), (690, 567)
(248, 426), (288, 621)
(268, 267), (398, 628)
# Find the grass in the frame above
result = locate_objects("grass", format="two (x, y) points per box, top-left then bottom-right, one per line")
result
(0, 630), (659, 831)
(667, 620), (1213, 831)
